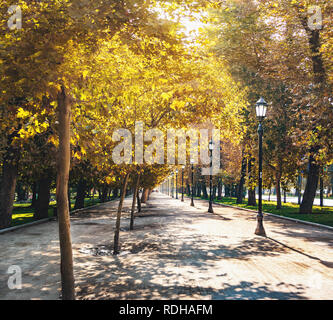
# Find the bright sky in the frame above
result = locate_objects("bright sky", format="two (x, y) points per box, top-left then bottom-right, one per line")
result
(180, 16), (206, 38)
(153, 5), (207, 40)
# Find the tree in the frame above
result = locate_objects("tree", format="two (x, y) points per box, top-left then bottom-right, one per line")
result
(206, 0), (332, 213)
(259, 0), (333, 213)
(130, 172), (141, 231)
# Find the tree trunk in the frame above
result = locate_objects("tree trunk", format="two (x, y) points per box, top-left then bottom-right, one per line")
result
(213, 185), (217, 200)
(276, 174), (282, 210)
(297, 21), (326, 213)
(236, 157), (247, 204)
(130, 174), (141, 230)
(136, 189), (141, 212)
(141, 188), (149, 203)
(217, 180), (222, 200)
(68, 187), (71, 212)
(202, 182), (208, 199)
(299, 155), (320, 214)
(225, 185), (231, 197)
(101, 185), (108, 203)
(74, 179), (86, 210)
(56, 86), (75, 300)
(17, 183), (27, 201)
(248, 189), (256, 206)
(320, 170), (324, 207)
(187, 183), (191, 196)
(112, 188), (119, 199)
(283, 190), (287, 204)
(92, 188), (95, 204)
(31, 182), (37, 208)
(35, 176), (51, 220)
(231, 185), (237, 197)
(0, 161), (17, 229)
(113, 173), (130, 255)
(196, 183), (202, 197)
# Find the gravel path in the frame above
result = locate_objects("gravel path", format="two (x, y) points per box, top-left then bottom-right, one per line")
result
(0, 192), (332, 300)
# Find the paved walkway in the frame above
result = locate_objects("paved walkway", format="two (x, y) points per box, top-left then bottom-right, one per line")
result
(0, 193), (332, 300)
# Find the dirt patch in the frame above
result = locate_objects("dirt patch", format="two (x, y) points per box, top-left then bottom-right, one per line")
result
(136, 213), (170, 218)
(79, 245), (114, 256)
(74, 222), (103, 226)
(79, 240), (161, 256)
(128, 241), (160, 254)
(14, 242), (30, 247)
(120, 223), (162, 232)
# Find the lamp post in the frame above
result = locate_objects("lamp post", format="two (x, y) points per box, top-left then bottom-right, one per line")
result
(208, 140), (214, 213)
(190, 159), (195, 206)
(255, 97), (268, 237)
(181, 165), (185, 202)
(175, 169), (178, 199)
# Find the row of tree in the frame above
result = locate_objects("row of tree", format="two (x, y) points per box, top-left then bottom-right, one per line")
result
(203, 0), (332, 213)
(0, 0), (245, 299)
(0, 0), (332, 299)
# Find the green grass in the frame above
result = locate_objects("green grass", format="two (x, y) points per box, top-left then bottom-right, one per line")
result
(11, 196), (103, 228)
(12, 202), (56, 227)
(192, 195), (333, 227)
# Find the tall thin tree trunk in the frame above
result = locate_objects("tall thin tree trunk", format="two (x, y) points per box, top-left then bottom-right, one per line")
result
(113, 173), (130, 255)
(130, 173), (141, 231)
(136, 188), (141, 212)
(320, 169), (324, 207)
(56, 86), (75, 300)
(276, 174), (282, 210)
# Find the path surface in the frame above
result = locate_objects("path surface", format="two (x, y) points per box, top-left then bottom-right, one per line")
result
(0, 193), (332, 300)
